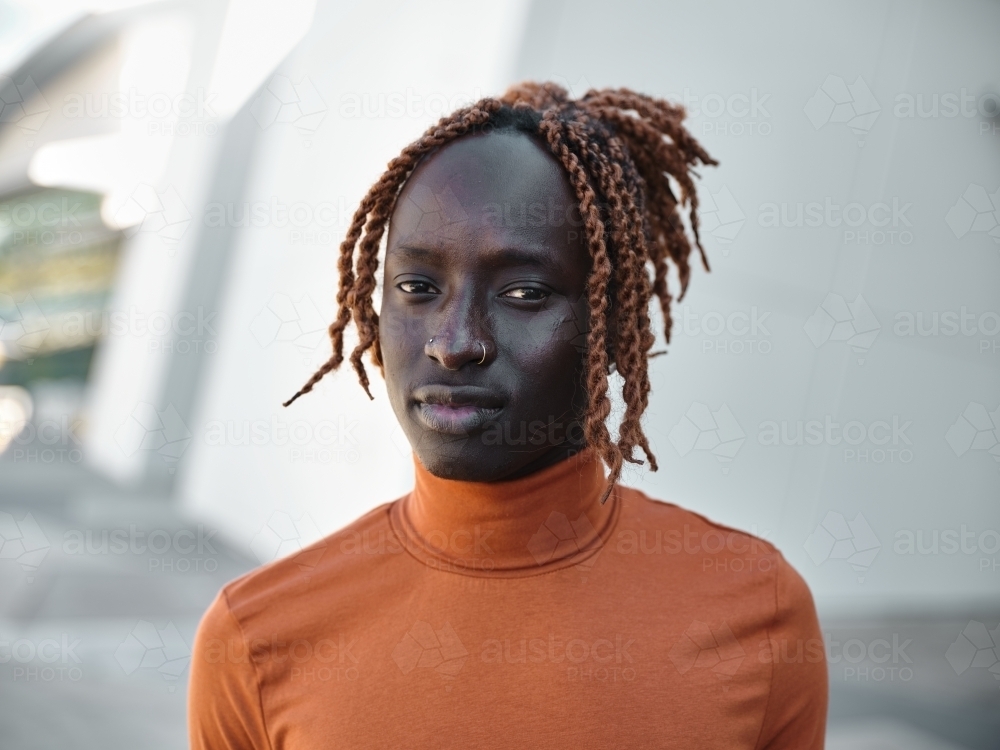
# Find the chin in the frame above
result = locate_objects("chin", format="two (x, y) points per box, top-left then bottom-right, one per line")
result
(395, 396), (587, 481)
(410, 440), (507, 482)
(409, 431), (580, 483)
(423, 458), (498, 482)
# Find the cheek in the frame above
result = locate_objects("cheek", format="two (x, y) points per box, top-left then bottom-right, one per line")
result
(378, 307), (421, 406)
(502, 305), (586, 384)
(379, 304), (429, 363)
(517, 300), (587, 352)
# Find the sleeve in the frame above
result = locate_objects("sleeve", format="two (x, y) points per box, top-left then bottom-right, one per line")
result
(755, 553), (828, 750)
(188, 589), (272, 750)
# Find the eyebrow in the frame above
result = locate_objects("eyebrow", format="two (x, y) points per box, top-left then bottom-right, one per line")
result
(393, 244), (565, 274)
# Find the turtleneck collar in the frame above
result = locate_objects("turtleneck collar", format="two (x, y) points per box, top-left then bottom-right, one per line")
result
(389, 449), (620, 577)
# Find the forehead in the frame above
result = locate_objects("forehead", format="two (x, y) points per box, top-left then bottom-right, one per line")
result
(387, 131), (578, 248)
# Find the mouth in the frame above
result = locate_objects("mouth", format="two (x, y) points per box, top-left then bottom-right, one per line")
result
(412, 385), (504, 435)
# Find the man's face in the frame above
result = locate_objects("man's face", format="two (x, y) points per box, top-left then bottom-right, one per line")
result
(380, 131), (591, 481)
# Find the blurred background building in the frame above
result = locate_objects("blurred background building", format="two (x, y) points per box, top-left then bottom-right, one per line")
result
(0, 0), (997, 747)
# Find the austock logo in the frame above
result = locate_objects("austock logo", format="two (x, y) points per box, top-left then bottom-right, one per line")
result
(945, 403), (1000, 466)
(892, 88), (999, 123)
(392, 621), (468, 688)
(945, 184), (1000, 244)
(249, 511), (326, 572)
(668, 403), (745, 473)
(698, 185), (746, 252)
(522, 299), (588, 353)
(945, 621), (1000, 685)
(480, 633), (637, 683)
(527, 511), (602, 578)
(109, 184), (191, 245)
(0, 511), (50, 580)
(762, 633), (913, 683)
(668, 620), (745, 691)
(203, 415), (360, 467)
(891, 307), (1000, 355)
(666, 88), (772, 138)
(250, 75), (327, 136)
(62, 87), (218, 124)
(804, 74), (881, 146)
(114, 402), (192, 468)
(337, 87), (484, 120)
(756, 197), (913, 246)
(757, 415), (914, 465)
(678, 305), (772, 356)
(61, 524), (218, 574)
(804, 293), (881, 364)
(549, 74), (593, 102)
(405, 183), (469, 234)
(250, 293), (327, 357)
(114, 620), (191, 690)
(0, 75), (49, 145)
(803, 511), (881, 583)
(891, 525), (1000, 566)
(0, 293), (50, 360)
(1, 634), (83, 682)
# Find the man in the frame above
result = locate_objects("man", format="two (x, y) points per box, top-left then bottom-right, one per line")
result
(189, 83), (827, 749)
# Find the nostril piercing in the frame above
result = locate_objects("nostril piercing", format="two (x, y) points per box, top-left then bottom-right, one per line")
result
(428, 337), (434, 344)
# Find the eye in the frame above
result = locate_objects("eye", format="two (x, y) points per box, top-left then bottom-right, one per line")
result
(502, 287), (550, 302)
(397, 280), (440, 294)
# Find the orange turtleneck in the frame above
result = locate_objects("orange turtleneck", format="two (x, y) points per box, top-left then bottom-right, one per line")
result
(189, 450), (827, 749)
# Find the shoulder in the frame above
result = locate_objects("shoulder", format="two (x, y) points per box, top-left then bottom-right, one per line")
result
(615, 484), (780, 556)
(210, 499), (405, 637)
(614, 484), (817, 621)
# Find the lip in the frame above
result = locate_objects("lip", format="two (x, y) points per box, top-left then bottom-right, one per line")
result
(412, 385), (504, 435)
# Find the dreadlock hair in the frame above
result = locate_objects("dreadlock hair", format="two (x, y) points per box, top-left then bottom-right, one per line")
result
(283, 81), (717, 501)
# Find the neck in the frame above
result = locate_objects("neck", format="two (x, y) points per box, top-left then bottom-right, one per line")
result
(391, 448), (619, 575)
(500, 444), (582, 481)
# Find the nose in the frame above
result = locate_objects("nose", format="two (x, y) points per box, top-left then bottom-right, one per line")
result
(424, 290), (495, 370)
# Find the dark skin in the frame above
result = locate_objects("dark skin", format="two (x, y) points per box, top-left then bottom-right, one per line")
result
(380, 131), (592, 482)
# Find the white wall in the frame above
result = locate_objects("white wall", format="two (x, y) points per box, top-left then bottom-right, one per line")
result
(177, 0), (1000, 616)
(177, 0), (532, 560)
(511, 0), (1000, 616)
